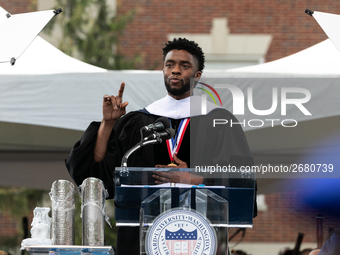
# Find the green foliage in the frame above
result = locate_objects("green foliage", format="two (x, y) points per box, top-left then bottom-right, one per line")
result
(0, 235), (25, 255)
(0, 187), (45, 217)
(48, 0), (140, 70)
(0, 236), (20, 249)
(0, 187), (46, 255)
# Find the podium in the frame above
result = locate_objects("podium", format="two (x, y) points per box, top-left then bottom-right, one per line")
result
(114, 167), (255, 255)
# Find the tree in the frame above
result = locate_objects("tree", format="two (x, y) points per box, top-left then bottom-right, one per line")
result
(49, 0), (140, 69)
(0, 187), (45, 254)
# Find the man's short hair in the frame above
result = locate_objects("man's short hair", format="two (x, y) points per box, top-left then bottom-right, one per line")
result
(162, 38), (205, 72)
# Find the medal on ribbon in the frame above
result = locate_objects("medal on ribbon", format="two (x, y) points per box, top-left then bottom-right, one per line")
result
(166, 118), (190, 166)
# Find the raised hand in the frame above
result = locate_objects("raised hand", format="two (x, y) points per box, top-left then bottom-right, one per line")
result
(102, 82), (129, 122)
(94, 82), (128, 162)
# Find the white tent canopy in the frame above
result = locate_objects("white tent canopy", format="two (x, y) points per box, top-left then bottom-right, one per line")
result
(0, 6), (164, 131)
(224, 39), (340, 76)
(2, 39), (340, 131)
(0, 7), (58, 65)
(0, 36), (107, 75)
(0, 6), (106, 73)
(312, 10), (340, 54)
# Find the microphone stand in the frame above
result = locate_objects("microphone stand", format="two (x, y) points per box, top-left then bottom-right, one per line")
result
(119, 137), (162, 177)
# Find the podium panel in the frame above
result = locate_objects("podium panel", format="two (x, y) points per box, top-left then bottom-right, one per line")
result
(114, 167), (255, 228)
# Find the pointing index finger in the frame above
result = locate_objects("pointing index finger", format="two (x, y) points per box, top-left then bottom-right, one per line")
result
(118, 82), (125, 97)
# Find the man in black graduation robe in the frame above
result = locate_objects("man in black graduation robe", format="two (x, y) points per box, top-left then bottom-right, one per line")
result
(66, 38), (256, 255)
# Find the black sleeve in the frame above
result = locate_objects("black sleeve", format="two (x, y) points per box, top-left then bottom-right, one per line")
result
(65, 121), (118, 199)
(65, 112), (159, 199)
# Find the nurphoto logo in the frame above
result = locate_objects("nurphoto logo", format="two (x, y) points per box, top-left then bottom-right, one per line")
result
(195, 80), (312, 129)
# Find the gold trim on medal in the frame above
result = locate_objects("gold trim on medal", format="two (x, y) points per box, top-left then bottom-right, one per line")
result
(167, 163), (177, 166)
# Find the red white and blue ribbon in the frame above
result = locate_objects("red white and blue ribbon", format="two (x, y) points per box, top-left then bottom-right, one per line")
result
(166, 118), (190, 163)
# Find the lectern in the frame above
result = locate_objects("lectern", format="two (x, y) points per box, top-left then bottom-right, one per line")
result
(115, 167), (255, 255)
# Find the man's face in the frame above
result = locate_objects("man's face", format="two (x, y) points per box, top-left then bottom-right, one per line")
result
(163, 50), (202, 98)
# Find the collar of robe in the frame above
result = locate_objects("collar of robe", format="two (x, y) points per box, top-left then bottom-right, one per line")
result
(145, 94), (221, 119)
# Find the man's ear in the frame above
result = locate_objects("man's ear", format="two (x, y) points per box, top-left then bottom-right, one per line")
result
(195, 71), (202, 80)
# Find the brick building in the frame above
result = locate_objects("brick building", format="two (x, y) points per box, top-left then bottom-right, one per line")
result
(117, 0), (331, 70)
(0, 0), (34, 14)
(1, 1), (339, 254)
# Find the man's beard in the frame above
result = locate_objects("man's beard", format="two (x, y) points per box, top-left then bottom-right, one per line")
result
(164, 80), (191, 96)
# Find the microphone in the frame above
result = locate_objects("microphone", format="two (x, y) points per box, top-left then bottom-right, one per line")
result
(142, 117), (170, 131)
(121, 128), (175, 169)
(145, 128), (175, 140)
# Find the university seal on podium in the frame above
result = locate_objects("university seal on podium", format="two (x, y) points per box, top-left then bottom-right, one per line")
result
(146, 209), (217, 255)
